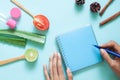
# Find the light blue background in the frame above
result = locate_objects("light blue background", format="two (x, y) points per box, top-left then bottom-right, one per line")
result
(0, 0), (120, 80)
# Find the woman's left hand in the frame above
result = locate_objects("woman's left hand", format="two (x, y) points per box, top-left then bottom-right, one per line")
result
(43, 52), (73, 80)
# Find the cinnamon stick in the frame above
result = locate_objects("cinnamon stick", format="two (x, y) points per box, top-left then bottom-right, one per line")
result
(100, 11), (120, 26)
(99, 0), (113, 16)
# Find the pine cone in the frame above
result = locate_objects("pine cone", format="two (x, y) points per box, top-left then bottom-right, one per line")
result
(76, 0), (85, 5)
(90, 2), (101, 12)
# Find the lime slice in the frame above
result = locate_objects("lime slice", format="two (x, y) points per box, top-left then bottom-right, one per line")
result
(24, 48), (39, 62)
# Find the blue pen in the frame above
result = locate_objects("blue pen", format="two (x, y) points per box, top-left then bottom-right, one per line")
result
(93, 45), (120, 58)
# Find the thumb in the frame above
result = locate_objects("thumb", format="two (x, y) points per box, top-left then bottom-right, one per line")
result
(66, 68), (73, 80)
(100, 49), (113, 65)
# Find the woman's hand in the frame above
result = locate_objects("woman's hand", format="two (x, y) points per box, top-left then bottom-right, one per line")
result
(43, 52), (73, 80)
(100, 41), (120, 77)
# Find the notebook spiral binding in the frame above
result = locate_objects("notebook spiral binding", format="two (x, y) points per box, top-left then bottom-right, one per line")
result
(56, 36), (70, 70)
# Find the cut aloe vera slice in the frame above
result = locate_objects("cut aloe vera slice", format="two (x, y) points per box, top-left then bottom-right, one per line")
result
(0, 30), (46, 44)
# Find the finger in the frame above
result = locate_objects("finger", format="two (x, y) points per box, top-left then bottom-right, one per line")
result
(114, 57), (120, 60)
(66, 68), (73, 80)
(101, 41), (120, 54)
(100, 49), (113, 65)
(57, 53), (65, 79)
(43, 65), (50, 80)
(49, 55), (53, 80)
(101, 41), (119, 49)
(53, 53), (59, 79)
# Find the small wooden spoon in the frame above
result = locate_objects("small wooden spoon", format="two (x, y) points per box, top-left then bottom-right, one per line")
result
(0, 48), (38, 65)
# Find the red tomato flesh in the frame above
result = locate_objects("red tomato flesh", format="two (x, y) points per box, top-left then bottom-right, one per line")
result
(33, 15), (49, 31)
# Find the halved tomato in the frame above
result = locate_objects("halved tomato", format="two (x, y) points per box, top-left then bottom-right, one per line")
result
(33, 15), (49, 31)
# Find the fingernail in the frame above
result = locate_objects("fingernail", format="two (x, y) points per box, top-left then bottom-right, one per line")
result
(58, 53), (61, 60)
(43, 64), (46, 68)
(58, 53), (61, 57)
(54, 56), (56, 62)
(100, 49), (106, 55)
(67, 67), (71, 72)
(100, 49), (105, 52)
(55, 51), (57, 54)
(54, 52), (57, 56)
(53, 53), (55, 58)
(55, 52), (58, 58)
(49, 55), (52, 60)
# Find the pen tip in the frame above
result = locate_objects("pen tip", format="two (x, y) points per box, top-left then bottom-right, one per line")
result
(93, 45), (101, 49)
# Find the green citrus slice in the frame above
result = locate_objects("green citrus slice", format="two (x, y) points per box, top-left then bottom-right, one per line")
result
(25, 48), (39, 62)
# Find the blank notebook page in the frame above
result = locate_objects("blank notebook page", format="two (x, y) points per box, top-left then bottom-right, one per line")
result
(56, 24), (103, 72)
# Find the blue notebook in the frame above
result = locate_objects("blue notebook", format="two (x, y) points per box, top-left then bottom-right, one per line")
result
(56, 24), (103, 72)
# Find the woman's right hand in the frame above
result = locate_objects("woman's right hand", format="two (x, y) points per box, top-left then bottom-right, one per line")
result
(100, 41), (120, 77)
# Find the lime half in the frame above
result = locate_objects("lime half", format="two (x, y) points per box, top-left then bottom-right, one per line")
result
(24, 48), (39, 62)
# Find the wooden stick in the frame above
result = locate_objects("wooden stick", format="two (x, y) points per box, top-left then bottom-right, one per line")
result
(11, 0), (34, 18)
(0, 55), (25, 65)
(99, 0), (113, 16)
(100, 11), (120, 26)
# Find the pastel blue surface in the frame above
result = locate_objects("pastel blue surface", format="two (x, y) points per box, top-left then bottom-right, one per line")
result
(56, 25), (103, 72)
(0, 0), (120, 80)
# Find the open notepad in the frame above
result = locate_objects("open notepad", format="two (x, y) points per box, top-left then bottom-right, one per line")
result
(56, 24), (103, 72)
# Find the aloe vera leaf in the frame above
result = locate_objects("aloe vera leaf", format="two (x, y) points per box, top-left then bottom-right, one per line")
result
(0, 30), (46, 44)
(0, 38), (26, 46)
(0, 35), (26, 43)
(0, 36), (26, 46)
(3, 36), (26, 41)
